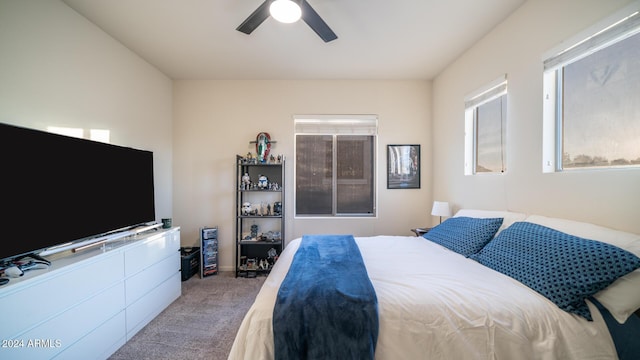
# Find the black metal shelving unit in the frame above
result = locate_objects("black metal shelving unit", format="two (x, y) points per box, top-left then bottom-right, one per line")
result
(234, 155), (285, 278)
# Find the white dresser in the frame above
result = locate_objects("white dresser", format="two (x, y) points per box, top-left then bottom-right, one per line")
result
(0, 227), (181, 360)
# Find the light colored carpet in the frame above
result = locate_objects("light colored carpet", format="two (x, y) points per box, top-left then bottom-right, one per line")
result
(109, 272), (266, 360)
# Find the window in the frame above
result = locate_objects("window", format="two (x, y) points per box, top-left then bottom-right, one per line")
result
(543, 8), (640, 172)
(464, 76), (507, 175)
(47, 126), (111, 143)
(294, 115), (377, 217)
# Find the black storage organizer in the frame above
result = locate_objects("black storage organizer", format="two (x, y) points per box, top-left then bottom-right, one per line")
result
(180, 247), (200, 281)
(200, 226), (218, 278)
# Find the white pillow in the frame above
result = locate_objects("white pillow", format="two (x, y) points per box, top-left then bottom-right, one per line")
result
(454, 209), (527, 235)
(525, 214), (640, 324)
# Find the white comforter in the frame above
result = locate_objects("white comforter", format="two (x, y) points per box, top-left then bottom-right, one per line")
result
(228, 235), (617, 360)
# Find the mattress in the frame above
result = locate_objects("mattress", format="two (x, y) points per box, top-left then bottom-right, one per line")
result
(228, 235), (617, 359)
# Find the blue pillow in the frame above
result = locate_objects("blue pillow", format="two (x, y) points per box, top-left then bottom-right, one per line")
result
(470, 222), (640, 321)
(423, 217), (503, 257)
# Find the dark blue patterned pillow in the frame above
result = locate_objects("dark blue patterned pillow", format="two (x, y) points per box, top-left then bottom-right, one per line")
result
(423, 217), (503, 257)
(470, 222), (640, 320)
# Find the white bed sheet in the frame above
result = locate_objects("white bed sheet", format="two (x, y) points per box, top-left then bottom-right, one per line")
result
(228, 235), (617, 360)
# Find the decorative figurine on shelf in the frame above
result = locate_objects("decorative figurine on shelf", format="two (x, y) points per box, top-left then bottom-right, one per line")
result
(241, 173), (251, 189)
(244, 152), (254, 164)
(242, 202), (252, 216)
(269, 154), (276, 163)
(246, 258), (257, 270)
(255, 132), (271, 163)
(273, 201), (282, 216)
(267, 247), (278, 261)
(259, 259), (269, 270)
(249, 132), (277, 163)
(258, 174), (268, 189)
(263, 231), (280, 242)
(250, 224), (258, 239)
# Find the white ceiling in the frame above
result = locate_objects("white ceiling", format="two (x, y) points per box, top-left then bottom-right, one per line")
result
(62, 0), (526, 80)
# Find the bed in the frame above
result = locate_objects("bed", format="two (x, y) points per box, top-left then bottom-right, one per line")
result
(228, 210), (640, 360)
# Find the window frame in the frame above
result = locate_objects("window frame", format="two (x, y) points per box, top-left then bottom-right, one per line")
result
(294, 115), (378, 218)
(464, 75), (508, 176)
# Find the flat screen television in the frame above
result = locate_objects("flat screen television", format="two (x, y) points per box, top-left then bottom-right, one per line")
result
(0, 122), (156, 261)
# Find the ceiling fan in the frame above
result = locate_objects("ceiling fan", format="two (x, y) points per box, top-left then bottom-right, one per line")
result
(236, 0), (338, 43)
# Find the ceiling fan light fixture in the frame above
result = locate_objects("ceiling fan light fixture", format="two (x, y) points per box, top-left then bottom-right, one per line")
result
(269, 0), (302, 24)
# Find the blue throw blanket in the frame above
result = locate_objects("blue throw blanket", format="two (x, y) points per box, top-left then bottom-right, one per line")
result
(590, 298), (640, 360)
(273, 235), (379, 360)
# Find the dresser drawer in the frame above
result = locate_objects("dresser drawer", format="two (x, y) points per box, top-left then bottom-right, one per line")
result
(2, 282), (125, 360)
(124, 229), (180, 276)
(0, 252), (124, 340)
(125, 253), (180, 305)
(53, 310), (126, 360)
(126, 272), (181, 338)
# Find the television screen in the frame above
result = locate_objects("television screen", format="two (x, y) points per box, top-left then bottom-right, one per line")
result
(0, 123), (156, 261)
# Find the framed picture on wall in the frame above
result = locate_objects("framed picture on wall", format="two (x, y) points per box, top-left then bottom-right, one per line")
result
(387, 144), (420, 189)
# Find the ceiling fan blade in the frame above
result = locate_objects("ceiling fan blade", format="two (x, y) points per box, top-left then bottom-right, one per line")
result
(300, 0), (337, 42)
(236, 0), (274, 35)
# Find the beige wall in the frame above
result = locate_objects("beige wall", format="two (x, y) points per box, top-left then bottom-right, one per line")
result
(0, 1), (174, 222)
(432, 0), (640, 234)
(173, 80), (432, 270)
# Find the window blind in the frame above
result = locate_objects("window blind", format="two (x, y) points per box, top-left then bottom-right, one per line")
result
(464, 77), (507, 110)
(294, 115), (378, 135)
(544, 11), (640, 71)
